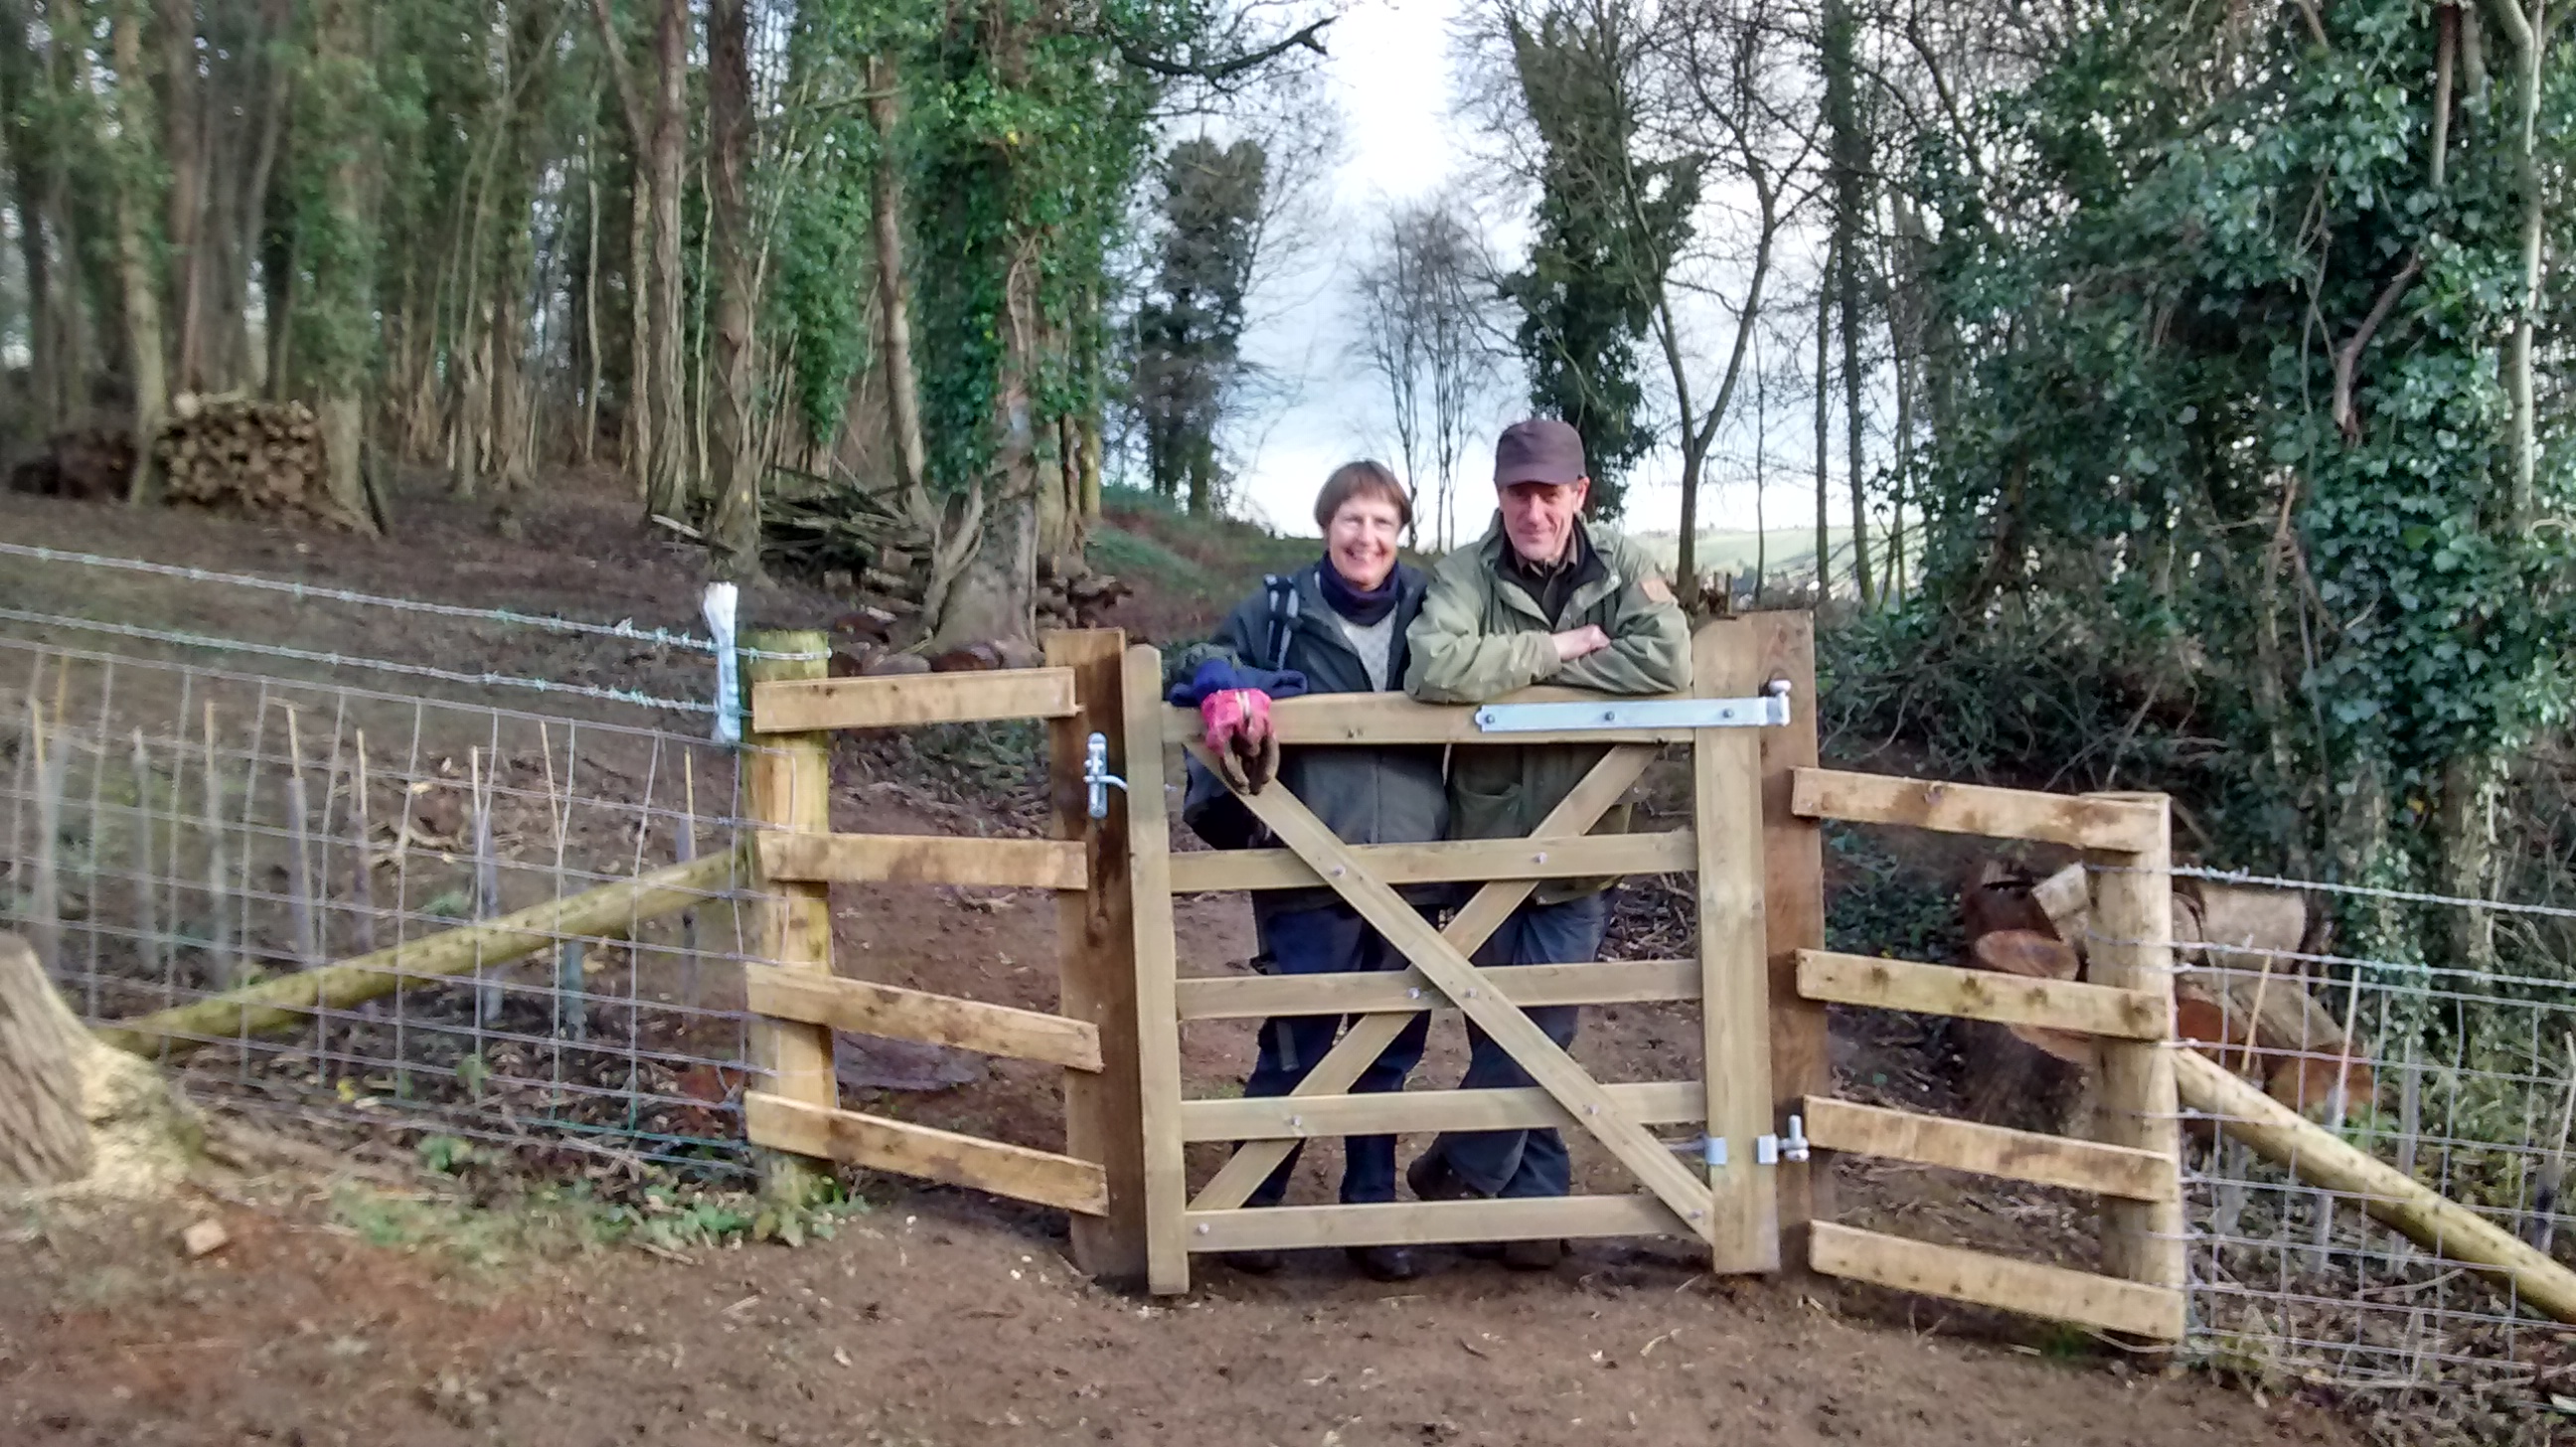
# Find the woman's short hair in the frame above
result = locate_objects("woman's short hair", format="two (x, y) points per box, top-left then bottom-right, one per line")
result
(1314, 460), (1411, 532)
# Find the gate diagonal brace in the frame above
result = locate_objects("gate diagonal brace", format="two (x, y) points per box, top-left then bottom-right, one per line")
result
(1202, 741), (1721, 1241)
(1185, 744), (1658, 1213)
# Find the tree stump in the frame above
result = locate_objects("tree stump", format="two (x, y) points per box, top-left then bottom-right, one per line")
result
(1, 932), (200, 1196)
(1958, 929), (2102, 1136)
(0, 932), (95, 1188)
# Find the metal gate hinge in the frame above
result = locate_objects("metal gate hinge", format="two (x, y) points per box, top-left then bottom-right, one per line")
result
(1474, 681), (1791, 734)
(1782, 1113), (1811, 1163)
(1083, 732), (1127, 820)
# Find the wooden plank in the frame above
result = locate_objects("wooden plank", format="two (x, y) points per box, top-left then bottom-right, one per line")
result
(1789, 768), (2164, 853)
(2175, 1048), (2576, 1325)
(1214, 743), (1720, 1236)
(757, 831), (1088, 890)
(751, 668), (1077, 733)
(1162, 689), (1698, 747)
(1047, 629), (1148, 1284)
(742, 629), (838, 1202)
(1183, 1080), (1705, 1140)
(745, 965), (1103, 1072)
(1190, 1194), (1691, 1252)
(1809, 1222), (2184, 1341)
(1800, 1097), (2175, 1203)
(1185, 745), (1660, 1215)
(92, 850), (740, 1056)
(1743, 613), (1831, 1264)
(2084, 792), (2187, 1300)
(744, 1091), (1108, 1217)
(1693, 624), (1778, 1273)
(1796, 951), (2168, 1041)
(1167, 830), (1691, 893)
(1174, 959), (1698, 1020)
(1122, 645), (1193, 1294)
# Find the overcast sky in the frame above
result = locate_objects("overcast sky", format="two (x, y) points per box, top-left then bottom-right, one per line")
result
(1222, 0), (1826, 545)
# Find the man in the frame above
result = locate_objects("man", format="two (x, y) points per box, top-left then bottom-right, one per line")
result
(1401, 417), (1692, 1269)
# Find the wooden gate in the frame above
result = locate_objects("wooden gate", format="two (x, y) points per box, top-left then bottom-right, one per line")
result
(1787, 771), (2186, 1340)
(738, 629), (1148, 1279)
(1121, 621), (1795, 1295)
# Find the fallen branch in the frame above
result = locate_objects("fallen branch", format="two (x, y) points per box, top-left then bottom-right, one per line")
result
(94, 848), (745, 1058)
(2174, 1048), (2576, 1324)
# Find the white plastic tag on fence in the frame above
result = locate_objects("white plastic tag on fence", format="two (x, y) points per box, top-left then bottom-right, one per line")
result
(703, 582), (742, 744)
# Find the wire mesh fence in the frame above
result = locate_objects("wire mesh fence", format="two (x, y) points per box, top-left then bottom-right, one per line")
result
(2161, 875), (2576, 1415)
(1, 632), (765, 1176)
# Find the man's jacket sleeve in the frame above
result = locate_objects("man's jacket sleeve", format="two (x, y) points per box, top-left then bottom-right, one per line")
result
(1550, 551), (1692, 696)
(1402, 554), (1560, 704)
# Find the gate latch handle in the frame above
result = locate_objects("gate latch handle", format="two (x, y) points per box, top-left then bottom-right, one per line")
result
(1084, 732), (1128, 820)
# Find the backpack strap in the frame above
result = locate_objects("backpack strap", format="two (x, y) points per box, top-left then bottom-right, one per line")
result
(1261, 572), (1301, 672)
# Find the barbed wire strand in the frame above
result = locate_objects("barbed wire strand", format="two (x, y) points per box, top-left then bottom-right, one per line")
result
(0, 603), (721, 714)
(0, 539), (823, 659)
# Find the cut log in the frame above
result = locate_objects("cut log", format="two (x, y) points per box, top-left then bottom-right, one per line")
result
(1959, 929), (2099, 1134)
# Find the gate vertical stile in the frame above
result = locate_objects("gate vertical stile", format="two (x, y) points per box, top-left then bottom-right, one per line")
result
(1697, 621), (1779, 1272)
(741, 628), (839, 1202)
(1119, 642), (1193, 1294)
(1750, 612), (1830, 1269)
(1046, 630), (1151, 1282)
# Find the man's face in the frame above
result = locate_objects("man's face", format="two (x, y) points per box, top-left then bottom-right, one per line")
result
(1499, 478), (1591, 565)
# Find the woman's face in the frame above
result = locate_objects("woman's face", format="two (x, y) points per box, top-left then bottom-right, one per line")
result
(1326, 493), (1404, 591)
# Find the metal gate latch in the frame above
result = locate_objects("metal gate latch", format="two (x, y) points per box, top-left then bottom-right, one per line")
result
(1782, 1113), (1811, 1163)
(1083, 732), (1128, 820)
(1472, 680), (1792, 734)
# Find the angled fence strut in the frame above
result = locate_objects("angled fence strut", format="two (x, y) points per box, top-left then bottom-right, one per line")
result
(1185, 744), (1658, 1212)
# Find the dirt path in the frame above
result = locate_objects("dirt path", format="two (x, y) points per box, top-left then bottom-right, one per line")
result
(1, 1191), (2355, 1447)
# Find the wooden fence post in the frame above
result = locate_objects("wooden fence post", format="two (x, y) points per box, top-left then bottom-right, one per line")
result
(1694, 622), (1779, 1273)
(1046, 629), (1150, 1284)
(2084, 791), (2186, 1307)
(744, 628), (838, 1204)
(1732, 612), (1829, 1269)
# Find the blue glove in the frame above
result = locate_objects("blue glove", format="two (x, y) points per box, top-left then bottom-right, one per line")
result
(1167, 657), (1308, 707)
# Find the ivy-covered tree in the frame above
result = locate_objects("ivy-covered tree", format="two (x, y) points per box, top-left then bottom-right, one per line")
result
(1911, 0), (2575, 968)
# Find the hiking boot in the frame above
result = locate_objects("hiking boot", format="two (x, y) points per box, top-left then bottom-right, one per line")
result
(1347, 1244), (1419, 1282)
(1222, 1248), (1284, 1275)
(1500, 1238), (1566, 1272)
(1406, 1153), (1484, 1204)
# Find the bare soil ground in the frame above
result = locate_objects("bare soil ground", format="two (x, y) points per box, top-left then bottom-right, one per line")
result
(0, 471), (2368, 1445)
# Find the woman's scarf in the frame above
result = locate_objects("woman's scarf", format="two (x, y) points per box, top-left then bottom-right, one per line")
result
(1317, 559), (1398, 626)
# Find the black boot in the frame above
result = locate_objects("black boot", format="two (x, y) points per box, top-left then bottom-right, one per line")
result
(1347, 1244), (1419, 1282)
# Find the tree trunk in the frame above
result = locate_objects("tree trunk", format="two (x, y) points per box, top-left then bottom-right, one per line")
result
(582, 108), (602, 466)
(291, 0), (378, 531)
(927, 248), (1041, 650)
(705, 0), (762, 579)
(0, 0), (60, 429)
(1824, 0), (1873, 607)
(159, 0), (204, 394)
(42, 1), (91, 423)
(866, 54), (932, 520)
(1814, 250), (1833, 599)
(0, 932), (93, 1190)
(108, 0), (169, 504)
(643, 0), (689, 518)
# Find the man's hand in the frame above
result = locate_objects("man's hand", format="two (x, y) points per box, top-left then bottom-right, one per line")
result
(1201, 688), (1279, 793)
(1550, 625), (1611, 663)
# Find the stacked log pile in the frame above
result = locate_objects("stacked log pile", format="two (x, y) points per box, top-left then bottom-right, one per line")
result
(155, 394), (332, 517)
(764, 468), (1130, 675)
(1959, 862), (2371, 1130)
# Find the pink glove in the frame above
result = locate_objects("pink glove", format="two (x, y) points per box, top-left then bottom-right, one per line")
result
(1200, 689), (1278, 794)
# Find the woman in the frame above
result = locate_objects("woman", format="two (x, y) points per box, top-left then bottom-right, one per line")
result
(1173, 461), (1447, 1282)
